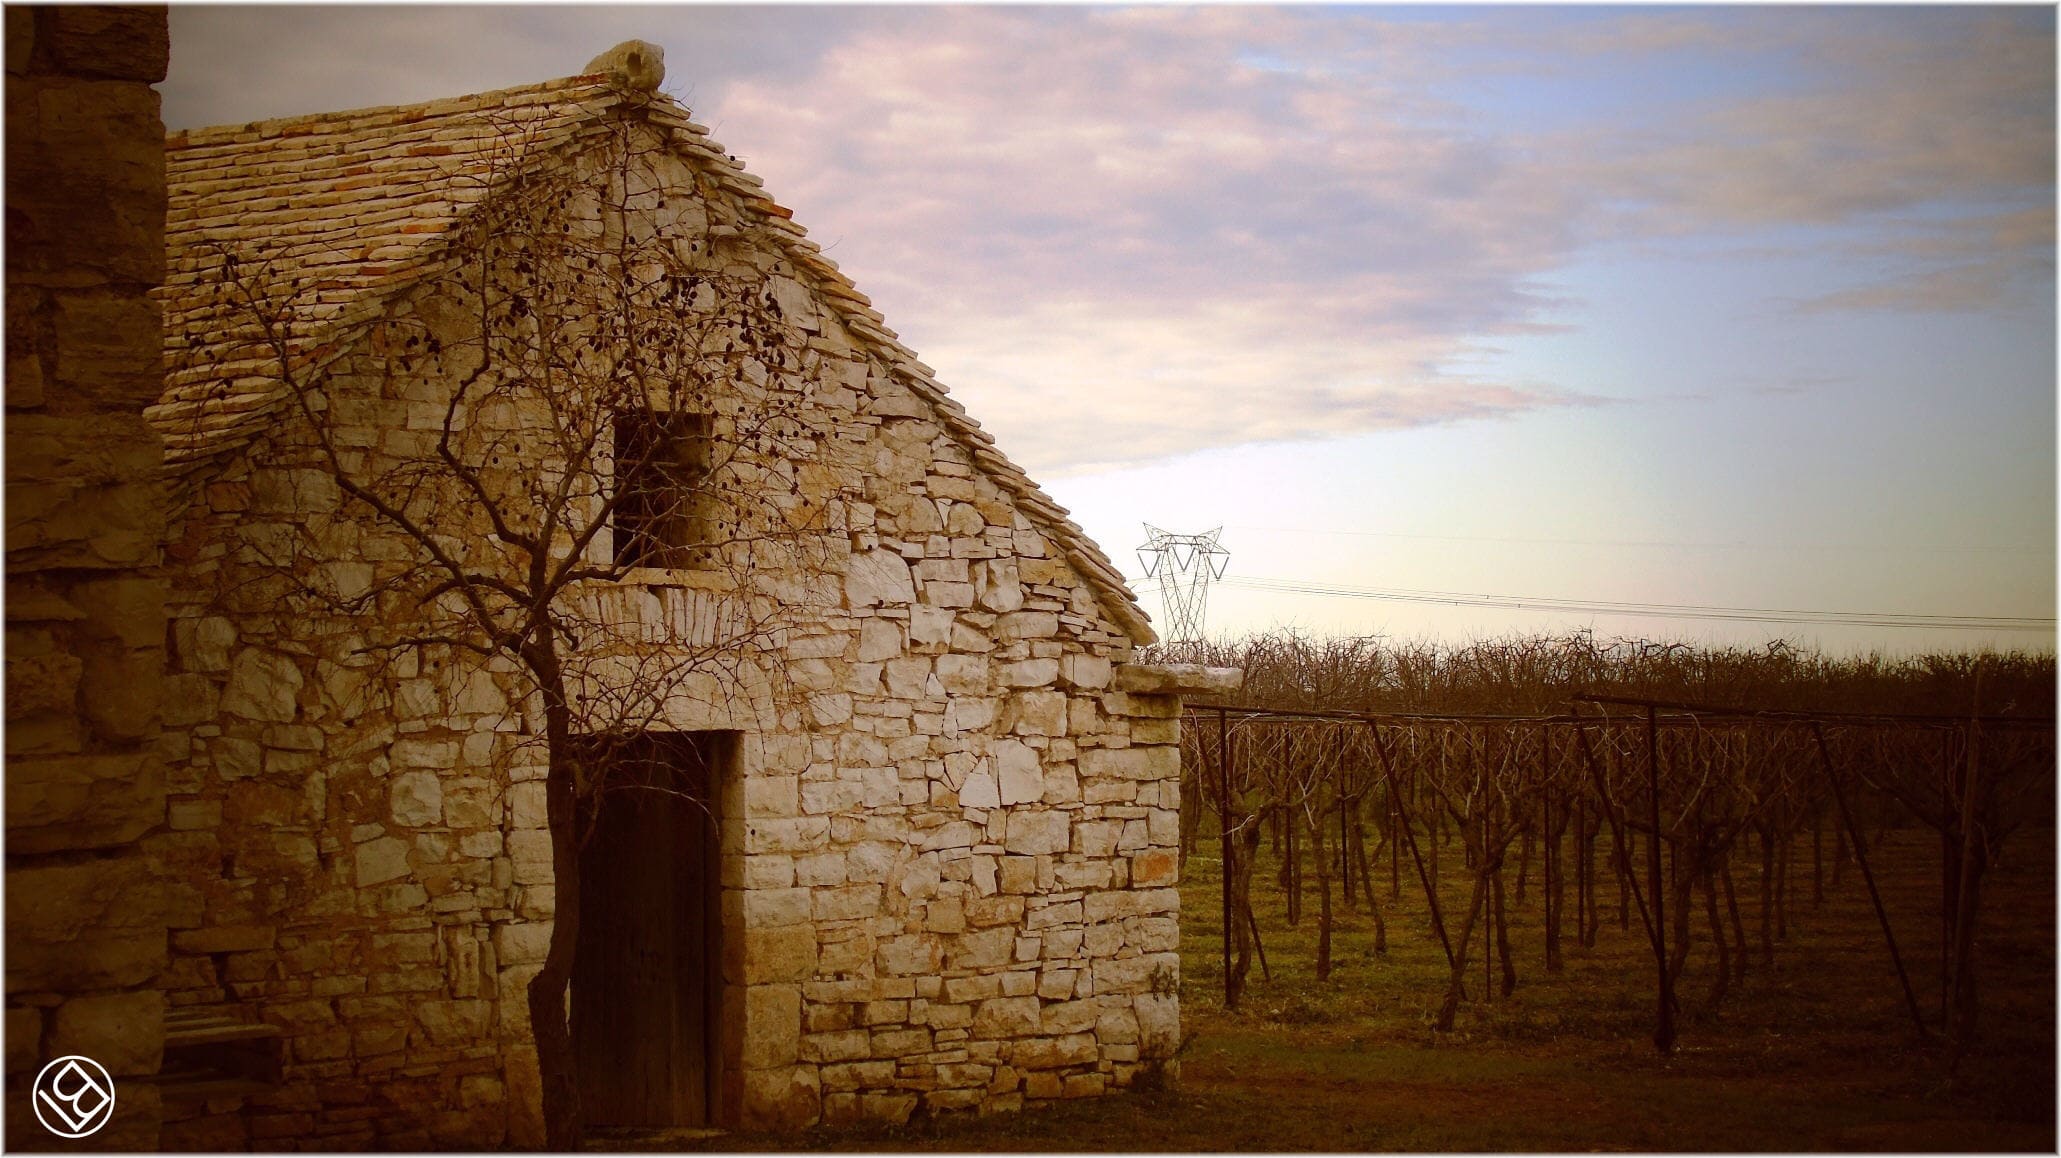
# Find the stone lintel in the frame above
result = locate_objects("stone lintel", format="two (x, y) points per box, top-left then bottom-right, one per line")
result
(1109, 663), (1242, 697)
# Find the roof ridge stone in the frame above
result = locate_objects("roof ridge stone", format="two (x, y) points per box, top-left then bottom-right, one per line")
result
(167, 74), (617, 150)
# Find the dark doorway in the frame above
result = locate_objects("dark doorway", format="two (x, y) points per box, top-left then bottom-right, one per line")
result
(571, 731), (729, 1127)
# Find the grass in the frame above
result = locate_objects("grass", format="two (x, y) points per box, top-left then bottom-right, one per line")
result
(670, 824), (2054, 1152)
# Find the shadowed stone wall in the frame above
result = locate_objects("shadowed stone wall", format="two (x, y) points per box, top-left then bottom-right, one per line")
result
(4, 5), (172, 1149)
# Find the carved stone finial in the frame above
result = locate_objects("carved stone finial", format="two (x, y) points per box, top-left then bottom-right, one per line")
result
(584, 40), (665, 93)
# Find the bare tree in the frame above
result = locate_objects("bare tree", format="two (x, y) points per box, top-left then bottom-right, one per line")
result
(171, 111), (841, 1147)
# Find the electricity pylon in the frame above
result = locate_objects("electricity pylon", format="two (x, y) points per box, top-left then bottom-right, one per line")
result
(1136, 525), (1229, 646)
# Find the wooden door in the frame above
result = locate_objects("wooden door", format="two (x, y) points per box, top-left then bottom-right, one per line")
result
(571, 732), (725, 1126)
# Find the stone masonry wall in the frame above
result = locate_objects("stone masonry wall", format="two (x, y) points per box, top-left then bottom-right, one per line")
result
(4, 5), (172, 1150)
(153, 116), (1184, 1146)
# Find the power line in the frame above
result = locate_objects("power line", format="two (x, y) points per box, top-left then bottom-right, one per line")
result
(1129, 574), (2054, 633)
(1225, 523), (2048, 556)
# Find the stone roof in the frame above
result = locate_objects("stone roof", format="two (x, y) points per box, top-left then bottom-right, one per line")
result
(149, 70), (1155, 645)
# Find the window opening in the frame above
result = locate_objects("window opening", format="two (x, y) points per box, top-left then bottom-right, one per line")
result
(612, 410), (713, 568)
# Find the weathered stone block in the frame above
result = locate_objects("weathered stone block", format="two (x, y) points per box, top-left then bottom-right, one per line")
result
(1011, 1032), (1097, 1070)
(1005, 690), (1067, 736)
(902, 607), (950, 649)
(1059, 653), (1112, 691)
(220, 648), (302, 722)
(443, 777), (498, 828)
(993, 740), (1043, 805)
(37, 6), (171, 82)
(743, 887), (812, 927)
(415, 999), (491, 1046)
(947, 926), (1014, 971)
(845, 550), (914, 608)
(52, 291), (160, 403)
(1079, 745), (1179, 782)
(210, 735), (261, 779)
(354, 835), (412, 886)
(5, 1007), (41, 1076)
(1112, 663), (1243, 696)
(857, 1090), (915, 1125)
(1062, 1072), (1108, 1098)
(4, 751), (162, 853)
(856, 616), (903, 662)
(390, 769), (443, 827)
(742, 924), (817, 984)
(1136, 992), (1181, 1058)
(1004, 810), (1069, 856)
(494, 922), (552, 966)
(933, 653), (988, 696)
(973, 558), (1024, 613)
(1131, 848), (1178, 886)
(6, 856), (164, 990)
(958, 760), (1000, 809)
(997, 856), (1038, 894)
(970, 995), (1040, 1038)
(742, 985), (802, 1069)
(812, 883), (880, 923)
(997, 658), (1058, 688)
(173, 925), (275, 954)
(172, 615), (237, 672)
(47, 990), (163, 1076)
(877, 934), (940, 975)
(996, 610), (1057, 642)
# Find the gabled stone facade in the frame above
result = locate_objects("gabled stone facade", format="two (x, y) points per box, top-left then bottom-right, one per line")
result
(140, 47), (1235, 1148)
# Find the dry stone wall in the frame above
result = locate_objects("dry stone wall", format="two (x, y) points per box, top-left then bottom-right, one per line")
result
(152, 116), (1195, 1145)
(4, 5), (172, 1150)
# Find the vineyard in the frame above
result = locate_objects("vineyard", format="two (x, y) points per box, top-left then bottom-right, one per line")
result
(1176, 636), (2049, 1026)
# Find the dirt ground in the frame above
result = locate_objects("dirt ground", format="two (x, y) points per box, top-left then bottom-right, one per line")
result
(658, 823), (2055, 1152)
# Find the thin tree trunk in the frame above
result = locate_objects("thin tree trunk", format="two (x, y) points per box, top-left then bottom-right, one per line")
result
(1947, 849), (1986, 1045)
(1722, 852), (1748, 982)
(1437, 865), (1494, 1031)
(1493, 864), (1517, 997)
(524, 653), (584, 1152)
(1515, 828), (1533, 906)
(1283, 813), (1303, 927)
(1811, 803), (1824, 908)
(1704, 868), (1730, 1010)
(1545, 791), (1565, 973)
(1580, 801), (1600, 948)
(1429, 807), (1441, 893)
(1390, 782), (1402, 899)
(1667, 845), (1695, 984)
(1313, 819), (1335, 981)
(1179, 773), (1203, 868)
(1356, 822), (1382, 910)
(1759, 826), (1776, 968)
(1356, 819), (1388, 954)
(1775, 824), (1790, 942)
(1229, 822), (1264, 1006)
(1616, 820), (1631, 931)
(1947, 719), (1988, 1048)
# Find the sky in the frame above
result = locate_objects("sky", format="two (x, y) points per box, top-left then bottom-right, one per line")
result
(159, 4), (2058, 657)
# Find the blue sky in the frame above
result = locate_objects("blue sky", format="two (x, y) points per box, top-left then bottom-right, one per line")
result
(160, 5), (2056, 655)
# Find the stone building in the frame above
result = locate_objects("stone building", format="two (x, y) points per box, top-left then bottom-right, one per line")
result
(134, 43), (1236, 1147)
(5, 5), (173, 1149)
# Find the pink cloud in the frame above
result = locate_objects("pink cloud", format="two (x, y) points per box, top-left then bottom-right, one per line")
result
(708, 9), (1586, 474)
